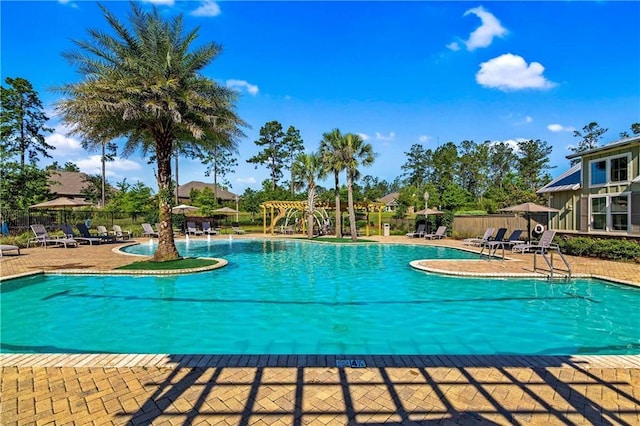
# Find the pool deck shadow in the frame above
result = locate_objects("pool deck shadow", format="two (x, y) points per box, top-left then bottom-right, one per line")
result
(2, 353), (639, 425)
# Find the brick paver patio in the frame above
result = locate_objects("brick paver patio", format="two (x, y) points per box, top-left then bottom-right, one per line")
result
(1, 235), (639, 424)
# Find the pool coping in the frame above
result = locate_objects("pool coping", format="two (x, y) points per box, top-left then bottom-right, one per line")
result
(2, 353), (639, 369)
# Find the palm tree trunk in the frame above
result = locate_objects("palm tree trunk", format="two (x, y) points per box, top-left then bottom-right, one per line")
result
(347, 171), (357, 242)
(307, 183), (315, 239)
(334, 171), (342, 238)
(154, 143), (181, 262)
(101, 143), (106, 207)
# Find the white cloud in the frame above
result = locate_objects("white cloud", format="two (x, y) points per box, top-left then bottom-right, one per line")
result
(57, 0), (78, 8)
(446, 42), (460, 52)
(237, 177), (257, 184)
(142, 0), (175, 5)
(375, 132), (395, 141)
(463, 6), (507, 51)
(191, 1), (221, 17)
(548, 123), (576, 132)
(525, 116), (533, 124)
(75, 155), (142, 177)
(476, 53), (556, 91)
(46, 132), (83, 156)
(226, 79), (259, 96)
(357, 133), (370, 141)
(418, 135), (430, 143)
(490, 138), (526, 154)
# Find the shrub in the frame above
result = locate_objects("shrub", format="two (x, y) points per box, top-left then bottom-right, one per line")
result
(0, 231), (33, 248)
(558, 236), (640, 263)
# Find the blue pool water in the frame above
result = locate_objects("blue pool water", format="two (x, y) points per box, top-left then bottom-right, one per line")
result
(1, 239), (639, 355)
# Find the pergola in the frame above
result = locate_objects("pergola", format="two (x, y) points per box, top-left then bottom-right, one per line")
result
(260, 200), (385, 236)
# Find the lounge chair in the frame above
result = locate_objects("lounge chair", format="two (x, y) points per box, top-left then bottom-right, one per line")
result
(202, 222), (218, 235)
(187, 221), (204, 236)
(61, 223), (101, 245)
(480, 228), (509, 257)
(76, 223), (112, 243)
(96, 225), (116, 243)
(502, 229), (523, 248)
(491, 228), (507, 243)
(406, 223), (426, 238)
(512, 230), (558, 254)
(0, 244), (20, 256)
(232, 226), (246, 235)
(28, 224), (78, 248)
(463, 227), (494, 246)
(425, 226), (447, 240)
(142, 223), (159, 237)
(112, 225), (131, 240)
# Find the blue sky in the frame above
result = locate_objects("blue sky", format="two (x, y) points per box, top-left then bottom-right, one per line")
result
(2, 1), (639, 194)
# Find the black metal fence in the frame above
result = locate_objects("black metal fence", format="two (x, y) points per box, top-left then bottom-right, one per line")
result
(0, 209), (152, 236)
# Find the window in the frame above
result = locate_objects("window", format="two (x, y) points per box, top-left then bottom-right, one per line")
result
(610, 157), (628, 182)
(591, 197), (607, 230)
(588, 154), (630, 187)
(590, 194), (630, 232)
(590, 160), (606, 185)
(611, 196), (629, 231)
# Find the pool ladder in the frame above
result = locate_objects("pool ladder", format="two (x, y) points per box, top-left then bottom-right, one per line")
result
(534, 248), (572, 281)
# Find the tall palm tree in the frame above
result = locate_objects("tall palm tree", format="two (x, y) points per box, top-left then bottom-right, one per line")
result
(56, 3), (245, 261)
(343, 133), (375, 241)
(292, 152), (322, 239)
(319, 128), (346, 238)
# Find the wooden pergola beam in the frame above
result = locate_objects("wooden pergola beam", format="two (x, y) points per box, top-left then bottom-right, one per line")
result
(259, 200), (385, 236)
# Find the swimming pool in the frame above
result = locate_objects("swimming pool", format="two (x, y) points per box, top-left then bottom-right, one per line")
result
(2, 239), (639, 355)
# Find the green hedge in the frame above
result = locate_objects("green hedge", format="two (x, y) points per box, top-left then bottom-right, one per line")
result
(558, 236), (640, 263)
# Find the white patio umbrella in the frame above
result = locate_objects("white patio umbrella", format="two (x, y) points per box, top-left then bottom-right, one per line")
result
(171, 204), (199, 214)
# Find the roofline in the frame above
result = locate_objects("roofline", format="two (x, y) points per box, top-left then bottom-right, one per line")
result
(566, 135), (640, 159)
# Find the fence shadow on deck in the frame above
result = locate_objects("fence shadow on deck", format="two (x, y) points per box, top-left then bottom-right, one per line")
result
(116, 354), (640, 425)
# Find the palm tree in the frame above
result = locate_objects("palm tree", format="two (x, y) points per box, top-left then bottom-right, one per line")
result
(319, 128), (346, 238)
(343, 133), (375, 241)
(56, 3), (245, 261)
(292, 152), (322, 239)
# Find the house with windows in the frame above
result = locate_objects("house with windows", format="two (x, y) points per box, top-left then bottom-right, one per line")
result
(377, 192), (399, 212)
(177, 181), (238, 204)
(538, 135), (640, 235)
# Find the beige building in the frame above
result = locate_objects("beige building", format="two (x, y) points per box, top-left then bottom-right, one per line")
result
(177, 181), (238, 204)
(538, 135), (640, 236)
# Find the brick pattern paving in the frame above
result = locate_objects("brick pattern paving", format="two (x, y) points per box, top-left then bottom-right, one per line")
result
(2, 360), (639, 425)
(2, 235), (639, 424)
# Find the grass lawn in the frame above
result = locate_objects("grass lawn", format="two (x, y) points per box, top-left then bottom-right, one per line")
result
(116, 258), (218, 270)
